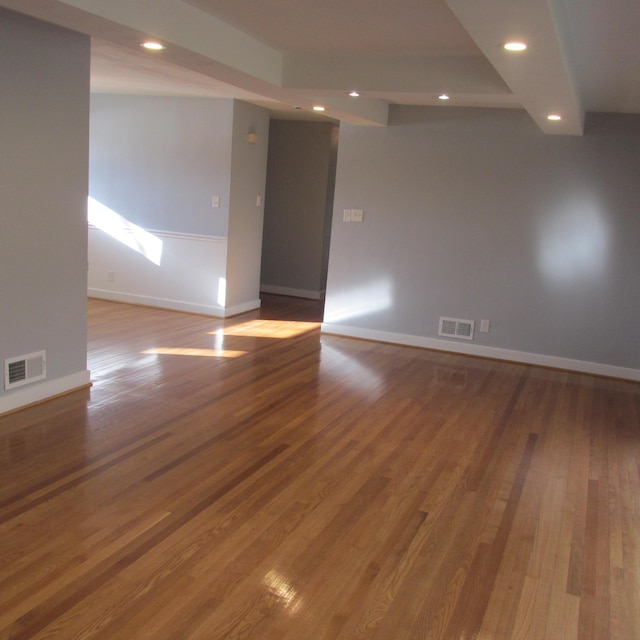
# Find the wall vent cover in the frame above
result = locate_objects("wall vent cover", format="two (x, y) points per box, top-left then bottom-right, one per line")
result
(4, 351), (46, 390)
(439, 317), (474, 341)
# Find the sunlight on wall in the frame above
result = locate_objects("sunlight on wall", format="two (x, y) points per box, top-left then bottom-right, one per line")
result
(323, 278), (393, 324)
(537, 196), (609, 286)
(88, 197), (163, 266)
(213, 328), (225, 352)
(217, 277), (226, 307)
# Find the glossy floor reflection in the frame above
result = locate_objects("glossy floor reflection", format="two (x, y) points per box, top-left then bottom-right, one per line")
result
(0, 295), (638, 639)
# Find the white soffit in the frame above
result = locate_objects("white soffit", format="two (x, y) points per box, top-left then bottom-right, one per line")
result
(0, 0), (591, 133)
(0, 0), (283, 87)
(445, 0), (584, 135)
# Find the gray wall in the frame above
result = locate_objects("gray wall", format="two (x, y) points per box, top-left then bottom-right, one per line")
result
(226, 99), (271, 309)
(0, 8), (90, 403)
(89, 95), (270, 315)
(321, 125), (340, 291)
(90, 95), (234, 237)
(261, 120), (338, 298)
(325, 106), (640, 370)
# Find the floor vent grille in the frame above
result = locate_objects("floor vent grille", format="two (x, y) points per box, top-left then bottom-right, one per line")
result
(439, 317), (474, 341)
(5, 351), (46, 390)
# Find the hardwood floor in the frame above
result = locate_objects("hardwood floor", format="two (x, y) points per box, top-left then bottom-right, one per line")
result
(1, 295), (639, 639)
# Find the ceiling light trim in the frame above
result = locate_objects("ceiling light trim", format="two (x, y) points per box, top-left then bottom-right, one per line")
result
(503, 41), (527, 52)
(140, 41), (166, 51)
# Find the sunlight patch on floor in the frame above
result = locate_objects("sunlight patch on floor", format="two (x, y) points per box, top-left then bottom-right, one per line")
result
(142, 347), (247, 358)
(213, 319), (319, 339)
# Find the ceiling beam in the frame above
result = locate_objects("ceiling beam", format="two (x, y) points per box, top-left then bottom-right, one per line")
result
(445, 0), (584, 135)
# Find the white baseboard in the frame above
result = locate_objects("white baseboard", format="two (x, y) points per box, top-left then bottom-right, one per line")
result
(89, 288), (226, 317)
(224, 299), (261, 317)
(260, 284), (325, 300)
(88, 226), (228, 317)
(321, 323), (640, 382)
(0, 369), (91, 416)
(89, 289), (261, 318)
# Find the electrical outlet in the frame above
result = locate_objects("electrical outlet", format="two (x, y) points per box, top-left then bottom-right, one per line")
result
(480, 319), (491, 333)
(212, 195), (220, 208)
(343, 209), (351, 222)
(107, 271), (115, 283)
(350, 208), (364, 222)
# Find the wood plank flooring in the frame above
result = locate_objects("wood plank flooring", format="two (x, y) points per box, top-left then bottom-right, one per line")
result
(1, 295), (639, 639)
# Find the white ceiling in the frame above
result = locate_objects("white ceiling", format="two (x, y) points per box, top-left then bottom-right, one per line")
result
(2, 0), (640, 134)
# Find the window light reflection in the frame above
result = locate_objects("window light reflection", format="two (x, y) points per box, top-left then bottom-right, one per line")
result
(263, 569), (302, 613)
(320, 342), (384, 397)
(537, 196), (609, 285)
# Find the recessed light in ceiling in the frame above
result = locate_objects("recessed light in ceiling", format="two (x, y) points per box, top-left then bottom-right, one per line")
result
(547, 114), (562, 121)
(349, 90), (360, 98)
(503, 41), (527, 52)
(313, 105), (326, 112)
(140, 41), (166, 51)
(438, 94), (450, 101)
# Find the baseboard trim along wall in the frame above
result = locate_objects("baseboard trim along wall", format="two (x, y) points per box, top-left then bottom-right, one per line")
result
(88, 289), (227, 317)
(260, 285), (326, 300)
(321, 323), (640, 382)
(88, 226), (233, 317)
(0, 370), (91, 416)
(88, 290), (261, 318)
(224, 299), (262, 317)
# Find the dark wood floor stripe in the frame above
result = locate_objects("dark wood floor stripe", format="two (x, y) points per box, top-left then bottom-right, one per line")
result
(0, 433), (172, 525)
(466, 371), (529, 492)
(1, 297), (638, 639)
(142, 380), (318, 484)
(0, 342), (320, 515)
(4, 444), (289, 640)
(442, 432), (538, 639)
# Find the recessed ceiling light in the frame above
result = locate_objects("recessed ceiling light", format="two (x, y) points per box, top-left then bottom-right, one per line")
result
(438, 94), (450, 101)
(141, 41), (166, 51)
(313, 105), (326, 112)
(503, 41), (527, 52)
(349, 90), (360, 98)
(547, 114), (562, 121)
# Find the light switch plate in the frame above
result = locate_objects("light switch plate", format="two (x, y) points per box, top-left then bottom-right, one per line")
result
(351, 209), (364, 222)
